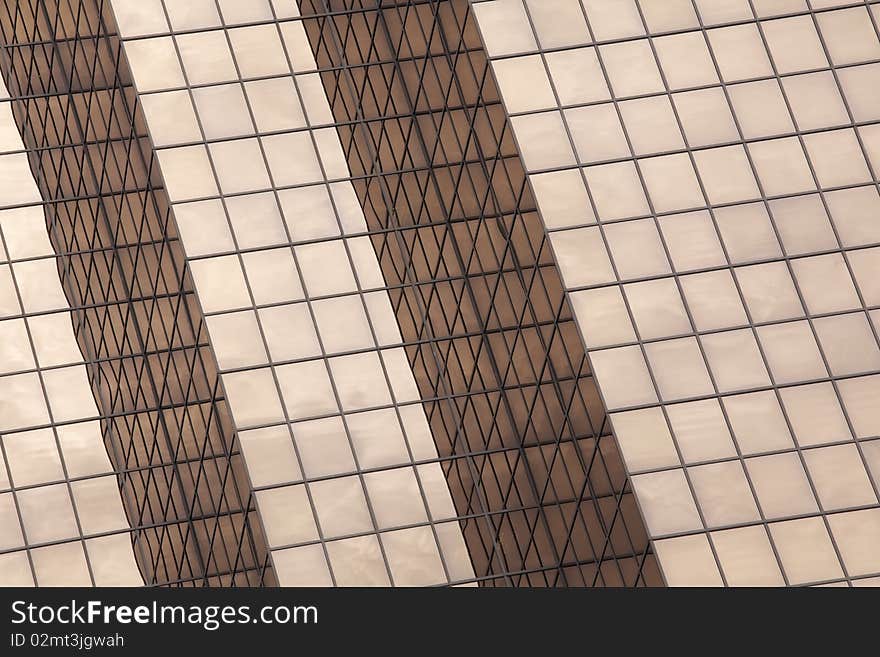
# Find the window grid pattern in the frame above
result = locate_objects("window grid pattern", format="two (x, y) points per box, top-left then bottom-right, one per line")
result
(0, 0), (273, 587)
(111, 0), (482, 587)
(471, 0), (880, 586)
(0, 73), (142, 587)
(297, 0), (659, 586)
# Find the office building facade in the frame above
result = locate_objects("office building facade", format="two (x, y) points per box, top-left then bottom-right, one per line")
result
(0, 0), (877, 587)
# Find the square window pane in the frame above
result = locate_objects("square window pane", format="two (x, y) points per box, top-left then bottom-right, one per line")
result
(326, 536), (390, 586)
(782, 71), (849, 131)
(689, 460), (760, 527)
(770, 517), (843, 585)
(804, 444), (877, 511)
(701, 329), (771, 393)
(748, 137), (815, 196)
(209, 138), (270, 194)
(56, 421), (112, 479)
(365, 467), (428, 529)
(780, 383), (851, 447)
(3, 428), (62, 487)
(644, 337), (714, 401)
(472, 0), (538, 57)
(176, 31), (237, 85)
(241, 248), (304, 305)
(43, 365), (98, 423)
(590, 345), (658, 409)
(728, 80), (793, 140)
(604, 218), (670, 279)
(803, 129), (872, 189)
(734, 262), (803, 323)
(746, 452), (818, 519)
(490, 55), (556, 114)
(693, 146), (760, 205)
(70, 476), (129, 535)
(680, 270), (748, 332)
(757, 321), (827, 385)
(673, 88), (739, 148)
(791, 254), (860, 315)
(277, 361), (338, 420)
(610, 407), (680, 473)
(638, 0), (699, 32)
(256, 484), (317, 547)
(640, 153), (704, 213)
(564, 104), (628, 164)
(583, 161), (651, 221)
(624, 278), (691, 340)
(545, 47), (610, 105)
(31, 543), (90, 586)
(156, 146), (218, 202)
(654, 534), (723, 586)
(847, 247), (880, 306)
(707, 25), (773, 82)
(225, 192), (287, 249)
(173, 199), (235, 257)
(227, 25), (289, 78)
(631, 469), (702, 535)
(723, 390), (794, 454)
(245, 77), (306, 132)
(381, 526), (446, 586)
(658, 210), (726, 272)
(296, 241), (357, 297)
(261, 132), (323, 185)
(205, 311), (268, 369)
(569, 286), (636, 348)
(619, 96), (685, 156)
(549, 227), (615, 287)
(278, 184), (341, 241)
(667, 399), (737, 463)
(0, 372), (49, 431)
(258, 303), (321, 361)
(0, 318), (33, 374)
(816, 7), (880, 66)
(599, 41), (664, 97)
(328, 353), (392, 412)
(712, 525), (785, 586)
(163, 0), (221, 30)
(714, 202), (781, 263)
(311, 476), (373, 538)
(312, 295), (373, 354)
(838, 63), (880, 122)
(769, 194), (837, 256)
(825, 186), (880, 247)
(191, 84), (253, 140)
(529, 170), (595, 229)
(813, 313), (880, 377)
(216, 0), (272, 24)
(125, 36), (185, 92)
(509, 112), (576, 171)
(272, 544), (332, 586)
(292, 416), (355, 478)
(18, 484), (77, 543)
(838, 375), (880, 439)
(222, 368), (283, 428)
(827, 509), (880, 577)
(239, 425), (301, 487)
(347, 408), (410, 469)
(654, 32), (719, 90)
(140, 90), (200, 146)
(579, 0), (644, 40)
(762, 15), (828, 74)
(694, 0), (752, 24)
(189, 255), (251, 313)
